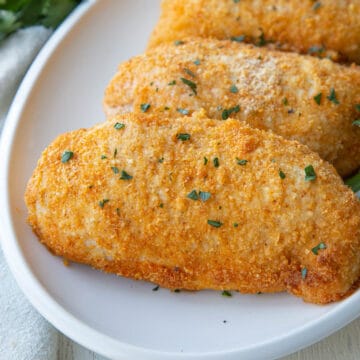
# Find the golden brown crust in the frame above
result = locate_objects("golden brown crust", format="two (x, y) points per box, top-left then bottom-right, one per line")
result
(25, 112), (360, 304)
(148, 0), (360, 64)
(104, 38), (360, 176)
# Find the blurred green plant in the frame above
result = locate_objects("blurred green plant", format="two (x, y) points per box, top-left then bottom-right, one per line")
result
(0, 0), (81, 42)
(345, 173), (360, 193)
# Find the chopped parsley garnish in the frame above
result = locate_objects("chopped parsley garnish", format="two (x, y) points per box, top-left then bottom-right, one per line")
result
(113, 148), (118, 158)
(213, 157), (220, 167)
(282, 97), (289, 106)
(184, 68), (196, 78)
(355, 104), (360, 112)
(140, 103), (151, 112)
(233, 223), (239, 227)
(230, 35), (245, 42)
(327, 88), (339, 104)
(152, 285), (160, 291)
(61, 150), (73, 163)
(180, 77), (197, 95)
(353, 120), (360, 127)
(313, 1), (321, 10)
(99, 199), (109, 208)
(301, 268), (308, 279)
(345, 173), (360, 193)
(222, 290), (232, 297)
(159, 203), (164, 208)
(176, 133), (191, 141)
(230, 84), (238, 93)
(187, 190), (199, 201)
(114, 122), (125, 130)
(111, 166), (119, 174)
(208, 220), (223, 228)
(204, 157), (208, 165)
(304, 165), (316, 181)
(174, 40), (184, 46)
(233, 0), (240, 3)
(257, 31), (267, 47)
(236, 158), (248, 165)
(158, 157), (164, 163)
(193, 59), (201, 65)
(176, 108), (189, 115)
(222, 105), (240, 120)
(168, 80), (176, 85)
(279, 170), (286, 179)
(164, 106), (170, 110)
(101, 155), (107, 159)
(119, 170), (133, 180)
(311, 242), (327, 255)
(199, 191), (211, 202)
(313, 93), (322, 105)
(308, 45), (325, 55)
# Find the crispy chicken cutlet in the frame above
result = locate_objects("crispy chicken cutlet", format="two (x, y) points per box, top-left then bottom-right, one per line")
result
(104, 39), (360, 177)
(25, 112), (360, 304)
(148, 0), (360, 64)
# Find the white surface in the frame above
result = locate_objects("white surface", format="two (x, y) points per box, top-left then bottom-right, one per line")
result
(0, 1), (360, 360)
(0, 26), (58, 360)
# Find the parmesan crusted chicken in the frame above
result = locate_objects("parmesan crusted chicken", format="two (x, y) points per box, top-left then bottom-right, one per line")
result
(104, 39), (360, 177)
(25, 112), (360, 304)
(148, 0), (360, 64)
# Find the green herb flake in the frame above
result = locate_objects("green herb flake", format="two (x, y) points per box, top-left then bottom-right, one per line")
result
(140, 103), (151, 112)
(313, 1), (321, 10)
(99, 199), (109, 208)
(101, 154), (107, 159)
(180, 77), (197, 95)
(222, 105), (240, 120)
(187, 190), (199, 201)
(158, 157), (164, 163)
(176, 108), (189, 115)
(208, 220), (223, 228)
(301, 268), (308, 279)
(159, 203), (164, 208)
(279, 170), (286, 179)
(230, 35), (245, 42)
(168, 80), (176, 85)
(353, 120), (360, 127)
(176, 133), (191, 141)
(222, 290), (232, 297)
(230, 84), (238, 93)
(113, 148), (118, 158)
(308, 45), (325, 55)
(152, 285), (160, 291)
(184, 68), (196, 78)
(327, 88), (339, 104)
(114, 122), (125, 130)
(345, 173), (360, 193)
(257, 31), (267, 47)
(193, 59), (201, 65)
(116, 208), (120, 216)
(61, 150), (73, 163)
(233, 222), (239, 228)
(204, 156), (208, 165)
(304, 165), (317, 181)
(236, 158), (248, 166)
(174, 40), (184, 46)
(111, 166), (119, 174)
(199, 191), (211, 202)
(355, 104), (360, 112)
(213, 157), (220, 167)
(282, 97), (289, 106)
(313, 93), (322, 105)
(119, 170), (133, 180)
(311, 242), (327, 255)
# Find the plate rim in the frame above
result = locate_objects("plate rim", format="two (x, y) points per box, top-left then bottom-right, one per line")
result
(0, 1), (359, 359)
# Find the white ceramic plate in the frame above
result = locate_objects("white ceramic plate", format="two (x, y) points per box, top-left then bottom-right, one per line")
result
(1, 1), (360, 359)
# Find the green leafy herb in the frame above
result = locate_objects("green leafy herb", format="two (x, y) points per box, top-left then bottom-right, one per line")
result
(313, 1), (321, 10)
(327, 88), (339, 104)
(355, 104), (360, 112)
(176, 133), (191, 141)
(111, 166), (119, 174)
(152, 285), (160, 291)
(233, 223), (239, 228)
(208, 220), (223, 228)
(308, 45), (325, 55)
(119, 170), (133, 180)
(213, 157), (220, 167)
(159, 203), (164, 208)
(174, 40), (184, 46)
(187, 190), (199, 201)
(301, 268), (308, 279)
(158, 157), (164, 163)
(168, 80), (176, 85)
(233, 0), (240, 3)
(114, 122), (125, 130)
(236, 158), (248, 166)
(222, 290), (232, 297)
(230, 35), (245, 42)
(180, 77), (197, 95)
(222, 105), (240, 120)
(304, 165), (316, 181)
(101, 155), (107, 159)
(193, 59), (201, 65)
(140, 103), (151, 112)
(184, 68), (196, 78)
(176, 108), (189, 115)
(311, 242), (327, 255)
(313, 93), (322, 105)
(345, 173), (360, 193)
(279, 170), (286, 179)
(353, 120), (360, 127)
(199, 191), (211, 202)
(257, 31), (267, 47)
(230, 84), (238, 93)
(282, 97), (289, 106)
(204, 157), (208, 165)
(113, 148), (118, 158)
(61, 150), (73, 163)
(99, 199), (109, 208)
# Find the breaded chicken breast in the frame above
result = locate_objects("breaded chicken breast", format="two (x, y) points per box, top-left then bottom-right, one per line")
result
(148, 0), (360, 64)
(25, 112), (360, 304)
(104, 39), (360, 177)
